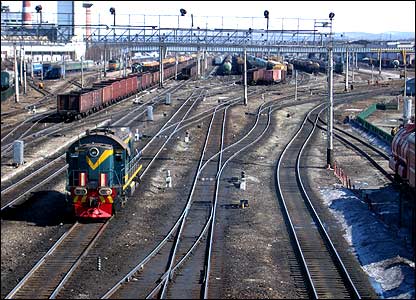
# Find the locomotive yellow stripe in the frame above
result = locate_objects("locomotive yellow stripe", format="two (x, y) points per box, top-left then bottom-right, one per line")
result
(123, 135), (131, 144)
(73, 195), (79, 203)
(122, 164), (143, 190)
(81, 195), (87, 203)
(86, 149), (114, 170)
(99, 196), (106, 203)
(107, 195), (113, 203)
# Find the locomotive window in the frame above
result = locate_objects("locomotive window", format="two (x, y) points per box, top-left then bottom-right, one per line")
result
(115, 153), (123, 161)
(89, 147), (100, 157)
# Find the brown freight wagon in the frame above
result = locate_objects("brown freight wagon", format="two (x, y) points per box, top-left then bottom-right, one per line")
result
(111, 81), (121, 100)
(92, 82), (113, 106)
(118, 79), (127, 100)
(152, 71), (159, 85)
(57, 88), (102, 119)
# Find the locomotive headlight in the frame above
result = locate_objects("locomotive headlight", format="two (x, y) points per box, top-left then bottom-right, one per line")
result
(99, 187), (112, 196)
(74, 187), (88, 195)
(89, 147), (100, 157)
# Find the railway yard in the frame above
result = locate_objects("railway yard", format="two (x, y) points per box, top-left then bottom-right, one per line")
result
(1, 53), (415, 300)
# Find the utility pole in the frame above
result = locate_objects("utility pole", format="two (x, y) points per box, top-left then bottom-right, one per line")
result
(244, 48), (247, 106)
(371, 64), (374, 84)
(295, 69), (298, 101)
(159, 45), (164, 87)
(326, 12), (335, 168)
(197, 48), (201, 79)
(378, 50), (382, 75)
(23, 57), (27, 95)
(104, 40), (107, 78)
(403, 64), (407, 98)
(351, 51), (354, 84)
(14, 44), (20, 103)
(19, 46), (24, 88)
(345, 48), (349, 91)
(81, 56), (84, 88)
(175, 53), (178, 80)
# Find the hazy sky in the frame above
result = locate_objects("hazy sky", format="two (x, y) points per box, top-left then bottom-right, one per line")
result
(3, 1), (415, 34)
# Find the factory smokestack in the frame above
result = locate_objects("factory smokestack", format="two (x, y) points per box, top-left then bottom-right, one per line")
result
(22, 1), (32, 28)
(83, 1), (93, 41)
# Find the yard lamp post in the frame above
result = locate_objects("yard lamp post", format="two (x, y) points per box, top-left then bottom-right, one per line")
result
(327, 12), (335, 169)
(110, 7), (115, 41)
(264, 10), (269, 43)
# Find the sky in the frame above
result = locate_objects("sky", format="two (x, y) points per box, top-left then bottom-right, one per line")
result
(2, 1), (415, 34)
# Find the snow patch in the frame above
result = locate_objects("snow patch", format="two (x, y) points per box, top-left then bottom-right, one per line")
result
(319, 187), (414, 299)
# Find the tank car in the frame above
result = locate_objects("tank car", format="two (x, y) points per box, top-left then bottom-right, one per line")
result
(334, 62), (344, 74)
(1, 70), (14, 91)
(66, 126), (143, 218)
(389, 123), (415, 189)
(213, 55), (224, 65)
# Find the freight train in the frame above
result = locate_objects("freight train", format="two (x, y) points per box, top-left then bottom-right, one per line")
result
(246, 67), (286, 85)
(178, 62), (198, 80)
(66, 126), (142, 218)
(57, 59), (195, 120)
(389, 123), (415, 189)
(29, 60), (95, 79)
(290, 58), (343, 75)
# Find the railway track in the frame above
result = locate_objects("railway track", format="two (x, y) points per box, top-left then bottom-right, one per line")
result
(273, 86), (397, 298)
(2, 75), (399, 298)
(3, 80), (213, 300)
(1, 155), (67, 211)
(315, 115), (393, 182)
(276, 103), (361, 298)
(99, 89), (285, 299)
(5, 220), (110, 299)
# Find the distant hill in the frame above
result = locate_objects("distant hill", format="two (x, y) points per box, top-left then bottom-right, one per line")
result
(337, 31), (415, 41)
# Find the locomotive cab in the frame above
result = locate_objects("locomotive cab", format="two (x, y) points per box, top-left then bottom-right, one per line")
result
(66, 127), (140, 219)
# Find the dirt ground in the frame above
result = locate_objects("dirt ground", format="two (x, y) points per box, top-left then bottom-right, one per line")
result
(1, 69), (413, 299)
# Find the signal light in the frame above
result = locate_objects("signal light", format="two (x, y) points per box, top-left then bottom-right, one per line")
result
(99, 188), (112, 196)
(74, 187), (87, 196)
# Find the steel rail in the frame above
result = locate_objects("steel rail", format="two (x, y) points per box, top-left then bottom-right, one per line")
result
(1, 154), (65, 195)
(5, 223), (80, 299)
(1, 164), (68, 211)
(297, 106), (361, 298)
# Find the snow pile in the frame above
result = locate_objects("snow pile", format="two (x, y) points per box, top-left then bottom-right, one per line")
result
(319, 187), (415, 299)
